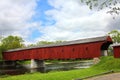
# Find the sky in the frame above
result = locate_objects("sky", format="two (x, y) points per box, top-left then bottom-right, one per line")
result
(0, 0), (120, 45)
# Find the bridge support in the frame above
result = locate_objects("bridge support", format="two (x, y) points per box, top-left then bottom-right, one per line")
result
(30, 59), (45, 73)
(0, 61), (18, 75)
(101, 50), (108, 56)
(2, 61), (17, 68)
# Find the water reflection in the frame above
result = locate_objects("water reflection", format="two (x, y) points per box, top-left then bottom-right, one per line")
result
(0, 60), (93, 75)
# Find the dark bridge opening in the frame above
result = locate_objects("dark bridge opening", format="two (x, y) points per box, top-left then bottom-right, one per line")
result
(101, 41), (113, 56)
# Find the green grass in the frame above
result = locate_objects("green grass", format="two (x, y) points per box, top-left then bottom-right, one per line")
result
(17, 60), (31, 64)
(0, 69), (106, 80)
(92, 56), (120, 71)
(0, 56), (120, 80)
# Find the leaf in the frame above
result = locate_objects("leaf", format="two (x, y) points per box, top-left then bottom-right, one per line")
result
(94, 3), (98, 7)
(89, 4), (92, 9)
(80, 0), (84, 3)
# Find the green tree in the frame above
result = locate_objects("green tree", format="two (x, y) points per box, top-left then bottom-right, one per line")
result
(81, 0), (120, 15)
(0, 37), (2, 60)
(27, 40), (65, 47)
(0, 35), (24, 60)
(36, 41), (54, 46)
(27, 44), (36, 47)
(55, 40), (65, 43)
(108, 30), (120, 43)
(36, 40), (65, 46)
(1, 35), (25, 51)
(0, 48), (2, 60)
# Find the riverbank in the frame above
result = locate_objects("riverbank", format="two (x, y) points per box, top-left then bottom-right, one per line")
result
(0, 56), (120, 80)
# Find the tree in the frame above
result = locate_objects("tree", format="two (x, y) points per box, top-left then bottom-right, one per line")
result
(27, 44), (36, 47)
(0, 36), (2, 60)
(36, 40), (64, 46)
(27, 40), (65, 47)
(36, 41), (54, 46)
(0, 35), (24, 60)
(108, 30), (120, 43)
(81, 0), (120, 15)
(1, 35), (25, 51)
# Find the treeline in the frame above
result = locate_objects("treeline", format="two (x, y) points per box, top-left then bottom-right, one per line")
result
(28, 40), (65, 47)
(0, 30), (120, 60)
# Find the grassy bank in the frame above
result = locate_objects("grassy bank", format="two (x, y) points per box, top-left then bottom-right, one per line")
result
(92, 56), (120, 71)
(0, 56), (120, 80)
(0, 69), (106, 80)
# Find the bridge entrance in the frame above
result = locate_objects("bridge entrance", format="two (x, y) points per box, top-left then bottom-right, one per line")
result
(101, 41), (113, 56)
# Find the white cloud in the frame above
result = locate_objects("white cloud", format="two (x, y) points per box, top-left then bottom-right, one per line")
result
(0, 0), (39, 38)
(1, 0), (120, 45)
(36, 0), (120, 41)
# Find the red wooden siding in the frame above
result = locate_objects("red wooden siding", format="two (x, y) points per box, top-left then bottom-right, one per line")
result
(2, 41), (105, 60)
(113, 46), (120, 58)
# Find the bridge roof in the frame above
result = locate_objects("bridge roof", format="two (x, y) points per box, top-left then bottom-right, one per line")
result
(5, 36), (112, 52)
(112, 43), (120, 47)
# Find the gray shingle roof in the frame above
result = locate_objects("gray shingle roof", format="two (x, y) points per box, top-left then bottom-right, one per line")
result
(5, 36), (110, 52)
(112, 43), (120, 47)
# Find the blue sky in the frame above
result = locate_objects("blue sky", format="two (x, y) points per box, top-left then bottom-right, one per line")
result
(0, 0), (120, 45)
(29, 0), (51, 39)
(32, 0), (53, 24)
(29, 0), (56, 42)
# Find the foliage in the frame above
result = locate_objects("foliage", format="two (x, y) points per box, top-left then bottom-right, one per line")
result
(81, 0), (120, 15)
(0, 35), (25, 60)
(1, 35), (25, 51)
(36, 41), (54, 45)
(0, 36), (24, 51)
(36, 40), (64, 46)
(0, 36), (3, 60)
(0, 36), (2, 40)
(108, 30), (120, 43)
(108, 46), (113, 56)
(0, 48), (2, 60)
(27, 44), (36, 47)
(17, 60), (31, 65)
(27, 40), (65, 47)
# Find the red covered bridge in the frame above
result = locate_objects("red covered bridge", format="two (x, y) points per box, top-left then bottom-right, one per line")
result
(3, 36), (112, 61)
